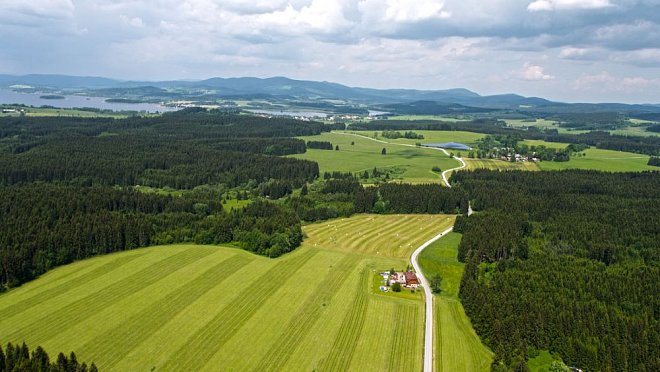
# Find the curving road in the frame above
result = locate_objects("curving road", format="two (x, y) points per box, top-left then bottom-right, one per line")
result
(335, 132), (468, 187)
(337, 131), (470, 371)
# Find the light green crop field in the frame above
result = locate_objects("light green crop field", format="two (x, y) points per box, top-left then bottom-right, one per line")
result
(291, 132), (461, 183)
(0, 214), (452, 371)
(418, 232), (493, 372)
(304, 214), (456, 259)
(353, 130), (485, 147)
(465, 158), (540, 171)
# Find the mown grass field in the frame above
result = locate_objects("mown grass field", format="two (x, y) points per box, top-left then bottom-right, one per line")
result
(303, 214), (456, 259)
(418, 232), (494, 372)
(464, 158), (540, 171)
(0, 214), (455, 371)
(291, 132), (461, 183)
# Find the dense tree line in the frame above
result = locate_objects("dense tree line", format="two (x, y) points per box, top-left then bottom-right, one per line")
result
(286, 179), (468, 221)
(0, 136), (318, 189)
(0, 111), (332, 289)
(0, 342), (96, 372)
(306, 140), (334, 150)
(451, 170), (659, 371)
(649, 156), (660, 167)
(647, 124), (660, 133)
(381, 130), (424, 139)
(552, 112), (626, 130)
(0, 184), (302, 288)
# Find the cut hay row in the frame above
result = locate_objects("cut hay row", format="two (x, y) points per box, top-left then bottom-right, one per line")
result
(349, 216), (425, 256)
(4, 248), (213, 345)
(0, 253), (144, 319)
(389, 303), (422, 371)
(254, 254), (358, 371)
(160, 249), (318, 371)
(465, 158), (540, 171)
(303, 214), (456, 259)
(81, 253), (255, 369)
(317, 269), (370, 371)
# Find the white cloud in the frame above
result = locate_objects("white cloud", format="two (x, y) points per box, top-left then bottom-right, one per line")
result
(120, 15), (144, 28)
(0, 0), (75, 19)
(359, 0), (450, 23)
(610, 48), (660, 67)
(522, 63), (555, 80)
(528, 0), (612, 11)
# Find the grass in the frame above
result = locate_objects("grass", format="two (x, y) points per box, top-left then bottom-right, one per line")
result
(0, 214), (450, 371)
(418, 232), (494, 371)
(528, 350), (559, 372)
(354, 130), (485, 147)
(303, 214), (456, 259)
(465, 158), (540, 171)
(291, 132), (461, 183)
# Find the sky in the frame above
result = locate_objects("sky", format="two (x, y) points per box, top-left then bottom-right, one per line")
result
(0, 0), (659, 103)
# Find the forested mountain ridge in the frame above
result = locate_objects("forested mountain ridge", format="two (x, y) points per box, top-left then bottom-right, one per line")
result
(451, 170), (659, 371)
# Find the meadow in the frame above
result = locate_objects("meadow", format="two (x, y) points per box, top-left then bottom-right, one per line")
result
(291, 132), (461, 183)
(418, 232), (494, 372)
(464, 158), (540, 171)
(520, 140), (654, 172)
(0, 214), (455, 371)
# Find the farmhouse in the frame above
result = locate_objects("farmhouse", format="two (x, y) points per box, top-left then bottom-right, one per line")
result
(387, 271), (420, 289)
(404, 272), (419, 289)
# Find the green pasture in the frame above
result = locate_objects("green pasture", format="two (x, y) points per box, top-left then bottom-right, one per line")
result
(0, 214), (446, 371)
(418, 232), (494, 371)
(465, 158), (540, 171)
(354, 130), (485, 147)
(291, 132), (461, 183)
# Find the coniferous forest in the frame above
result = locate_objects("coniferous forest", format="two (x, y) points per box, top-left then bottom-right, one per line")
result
(0, 110), (464, 290)
(0, 341), (96, 372)
(451, 170), (659, 371)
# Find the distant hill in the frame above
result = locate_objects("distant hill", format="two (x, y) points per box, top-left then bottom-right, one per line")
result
(1, 73), (659, 113)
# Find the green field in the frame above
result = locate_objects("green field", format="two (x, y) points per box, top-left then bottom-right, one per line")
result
(0, 214), (457, 371)
(354, 130), (485, 147)
(521, 143), (653, 173)
(291, 132), (461, 183)
(418, 232), (493, 371)
(465, 158), (540, 171)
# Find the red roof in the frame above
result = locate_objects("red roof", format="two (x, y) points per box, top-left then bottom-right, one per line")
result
(405, 272), (418, 283)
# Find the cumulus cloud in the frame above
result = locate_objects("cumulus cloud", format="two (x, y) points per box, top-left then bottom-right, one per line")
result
(527, 0), (612, 11)
(0, 0), (75, 20)
(0, 0), (658, 103)
(522, 63), (555, 80)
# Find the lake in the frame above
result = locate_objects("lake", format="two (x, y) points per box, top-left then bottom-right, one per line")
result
(0, 89), (178, 113)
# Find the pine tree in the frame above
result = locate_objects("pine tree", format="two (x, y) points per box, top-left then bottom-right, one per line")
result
(0, 344), (5, 372)
(381, 147), (386, 155)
